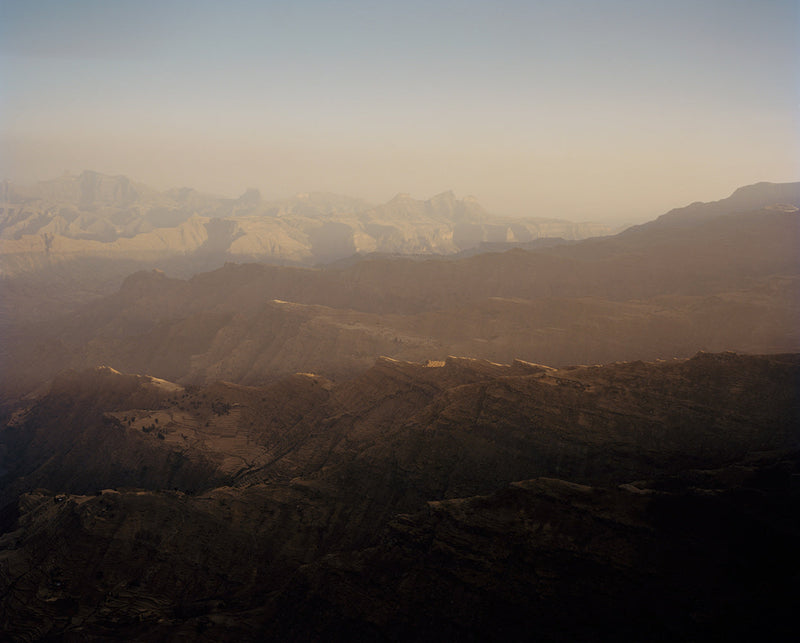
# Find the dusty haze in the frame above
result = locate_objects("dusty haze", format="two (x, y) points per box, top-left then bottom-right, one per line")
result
(2, 0), (798, 223)
(2, 4), (800, 638)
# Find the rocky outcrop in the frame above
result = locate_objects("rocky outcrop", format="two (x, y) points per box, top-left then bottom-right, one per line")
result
(280, 464), (799, 642)
(0, 353), (798, 640)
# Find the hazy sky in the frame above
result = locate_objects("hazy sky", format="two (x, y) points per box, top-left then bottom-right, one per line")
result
(1, 0), (798, 222)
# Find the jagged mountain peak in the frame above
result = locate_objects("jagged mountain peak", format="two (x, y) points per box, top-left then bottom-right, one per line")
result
(236, 188), (262, 205)
(428, 189), (457, 203)
(365, 190), (489, 225)
(31, 170), (154, 208)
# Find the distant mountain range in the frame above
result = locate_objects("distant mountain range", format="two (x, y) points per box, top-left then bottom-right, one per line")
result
(2, 179), (797, 394)
(0, 171), (627, 324)
(0, 170), (617, 272)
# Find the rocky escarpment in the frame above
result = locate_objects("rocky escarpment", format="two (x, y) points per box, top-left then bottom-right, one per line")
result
(1, 353), (798, 640)
(278, 462), (799, 642)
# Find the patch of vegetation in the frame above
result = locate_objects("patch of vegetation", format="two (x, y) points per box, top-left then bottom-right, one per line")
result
(211, 400), (231, 416)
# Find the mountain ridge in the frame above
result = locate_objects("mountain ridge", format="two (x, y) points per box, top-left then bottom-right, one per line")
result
(1, 170), (616, 257)
(1, 171), (630, 323)
(1, 179), (798, 639)
(622, 180), (800, 233)
(1, 351), (798, 640)
(2, 192), (797, 395)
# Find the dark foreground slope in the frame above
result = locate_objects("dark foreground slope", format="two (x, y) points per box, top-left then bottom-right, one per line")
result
(1, 352), (798, 641)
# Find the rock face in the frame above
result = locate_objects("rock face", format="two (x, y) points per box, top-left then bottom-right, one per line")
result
(0, 353), (798, 640)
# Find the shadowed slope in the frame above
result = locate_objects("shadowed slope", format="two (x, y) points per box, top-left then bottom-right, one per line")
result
(0, 353), (798, 640)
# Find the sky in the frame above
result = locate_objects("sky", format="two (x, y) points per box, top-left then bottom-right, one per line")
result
(1, 0), (798, 223)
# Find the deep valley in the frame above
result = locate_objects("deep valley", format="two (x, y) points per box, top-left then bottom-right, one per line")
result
(1, 177), (798, 641)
